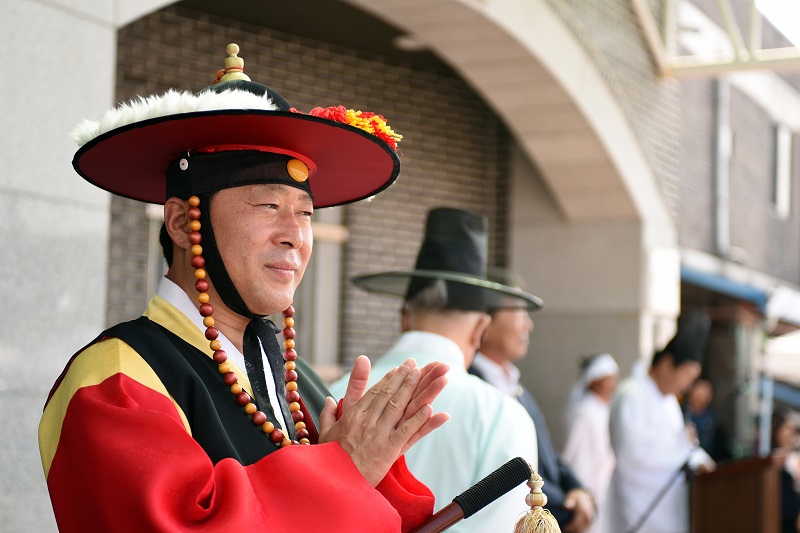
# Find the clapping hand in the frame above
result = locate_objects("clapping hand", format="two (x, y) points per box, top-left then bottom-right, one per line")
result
(318, 356), (449, 486)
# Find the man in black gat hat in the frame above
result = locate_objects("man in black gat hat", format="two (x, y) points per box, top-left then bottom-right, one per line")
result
(605, 310), (716, 533)
(332, 207), (543, 532)
(470, 268), (597, 533)
(38, 44), (449, 532)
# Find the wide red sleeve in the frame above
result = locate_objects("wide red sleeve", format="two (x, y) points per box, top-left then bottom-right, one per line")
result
(334, 398), (435, 531)
(44, 373), (432, 532)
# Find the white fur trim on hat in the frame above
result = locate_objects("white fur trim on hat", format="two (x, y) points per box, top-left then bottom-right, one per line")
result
(70, 88), (281, 147)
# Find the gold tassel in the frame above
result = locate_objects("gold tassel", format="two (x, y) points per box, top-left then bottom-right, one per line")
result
(513, 470), (562, 533)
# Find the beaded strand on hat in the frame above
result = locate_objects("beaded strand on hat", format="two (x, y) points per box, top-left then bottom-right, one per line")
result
(186, 195), (311, 448)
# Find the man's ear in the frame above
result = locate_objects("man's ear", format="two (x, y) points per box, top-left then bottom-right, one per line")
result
(469, 313), (492, 352)
(163, 197), (192, 251)
(400, 307), (411, 333)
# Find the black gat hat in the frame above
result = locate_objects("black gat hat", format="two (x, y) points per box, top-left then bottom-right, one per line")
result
(352, 207), (543, 312)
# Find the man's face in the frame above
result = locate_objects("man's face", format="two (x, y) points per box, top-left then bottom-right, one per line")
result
(688, 379), (713, 413)
(481, 306), (534, 362)
(668, 360), (702, 396)
(210, 184), (313, 315)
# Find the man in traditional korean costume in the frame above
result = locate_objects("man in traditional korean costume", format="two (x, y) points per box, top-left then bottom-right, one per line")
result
(332, 207), (541, 532)
(38, 44), (449, 533)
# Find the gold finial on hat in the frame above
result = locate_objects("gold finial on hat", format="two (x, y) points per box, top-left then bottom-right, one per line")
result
(214, 43), (251, 84)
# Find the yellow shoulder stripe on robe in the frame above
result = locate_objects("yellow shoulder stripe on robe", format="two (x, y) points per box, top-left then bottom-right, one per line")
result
(143, 294), (252, 393)
(38, 337), (191, 478)
(39, 295), (253, 478)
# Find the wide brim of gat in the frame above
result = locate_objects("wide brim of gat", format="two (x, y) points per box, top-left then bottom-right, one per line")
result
(352, 269), (544, 311)
(72, 109), (400, 208)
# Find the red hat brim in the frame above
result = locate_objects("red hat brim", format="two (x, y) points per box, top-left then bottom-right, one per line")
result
(72, 110), (400, 208)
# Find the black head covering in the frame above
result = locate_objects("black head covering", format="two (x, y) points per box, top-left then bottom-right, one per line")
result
(659, 310), (711, 365)
(352, 207), (543, 312)
(405, 208), (490, 311)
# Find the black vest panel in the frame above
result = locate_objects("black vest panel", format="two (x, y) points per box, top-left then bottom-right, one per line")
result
(106, 317), (331, 466)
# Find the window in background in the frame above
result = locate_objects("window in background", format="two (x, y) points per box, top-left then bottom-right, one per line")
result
(773, 123), (793, 219)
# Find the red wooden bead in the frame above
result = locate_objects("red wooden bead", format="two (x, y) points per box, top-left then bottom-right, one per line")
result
(236, 392), (251, 406)
(188, 207), (202, 220)
(199, 304), (213, 317)
(283, 349), (297, 361)
(284, 370), (298, 383)
(282, 327), (295, 339)
(188, 232), (202, 245)
(296, 428), (310, 439)
(191, 256), (205, 269)
(292, 410), (305, 422)
(205, 327), (219, 340)
(223, 372), (239, 386)
(251, 411), (267, 426)
(286, 390), (300, 403)
(213, 350), (228, 364)
(270, 429), (285, 443)
(195, 279), (209, 292)
(283, 306), (295, 317)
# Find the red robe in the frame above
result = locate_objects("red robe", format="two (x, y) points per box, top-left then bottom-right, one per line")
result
(39, 295), (433, 532)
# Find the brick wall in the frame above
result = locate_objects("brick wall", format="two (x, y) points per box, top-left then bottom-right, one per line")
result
(678, 79), (717, 252)
(542, 0), (683, 219)
(677, 78), (800, 283)
(728, 87), (800, 281)
(110, 5), (509, 363)
(669, 1), (800, 283)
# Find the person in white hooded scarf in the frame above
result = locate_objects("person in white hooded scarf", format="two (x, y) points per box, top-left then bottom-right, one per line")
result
(562, 353), (619, 532)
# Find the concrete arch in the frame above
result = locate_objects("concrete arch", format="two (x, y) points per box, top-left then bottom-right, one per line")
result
(346, 0), (674, 242)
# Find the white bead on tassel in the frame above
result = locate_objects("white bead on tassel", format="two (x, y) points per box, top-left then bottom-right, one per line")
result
(513, 469), (561, 533)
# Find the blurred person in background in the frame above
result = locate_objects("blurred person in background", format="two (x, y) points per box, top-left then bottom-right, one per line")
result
(772, 405), (800, 533)
(604, 311), (715, 533)
(562, 353), (620, 532)
(683, 378), (733, 463)
(332, 208), (542, 532)
(470, 268), (596, 533)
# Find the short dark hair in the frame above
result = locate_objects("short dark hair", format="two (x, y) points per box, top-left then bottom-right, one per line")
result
(159, 222), (174, 267)
(651, 350), (674, 369)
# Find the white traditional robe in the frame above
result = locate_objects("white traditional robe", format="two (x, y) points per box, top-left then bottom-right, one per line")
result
(331, 331), (538, 532)
(603, 369), (712, 533)
(562, 392), (614, 533)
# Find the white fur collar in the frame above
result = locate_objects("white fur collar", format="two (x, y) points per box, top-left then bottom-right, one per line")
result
(70, 88), (281, 146)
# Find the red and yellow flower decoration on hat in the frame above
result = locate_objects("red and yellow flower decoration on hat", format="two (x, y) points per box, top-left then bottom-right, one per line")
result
(290, 105), (402, 151)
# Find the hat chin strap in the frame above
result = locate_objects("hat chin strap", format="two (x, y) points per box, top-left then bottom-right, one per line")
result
(196, 193), (297, 439)
(198, 193), (253, 318)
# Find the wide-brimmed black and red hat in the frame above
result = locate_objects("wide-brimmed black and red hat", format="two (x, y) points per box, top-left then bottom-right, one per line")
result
(71, 43), (401, 208)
